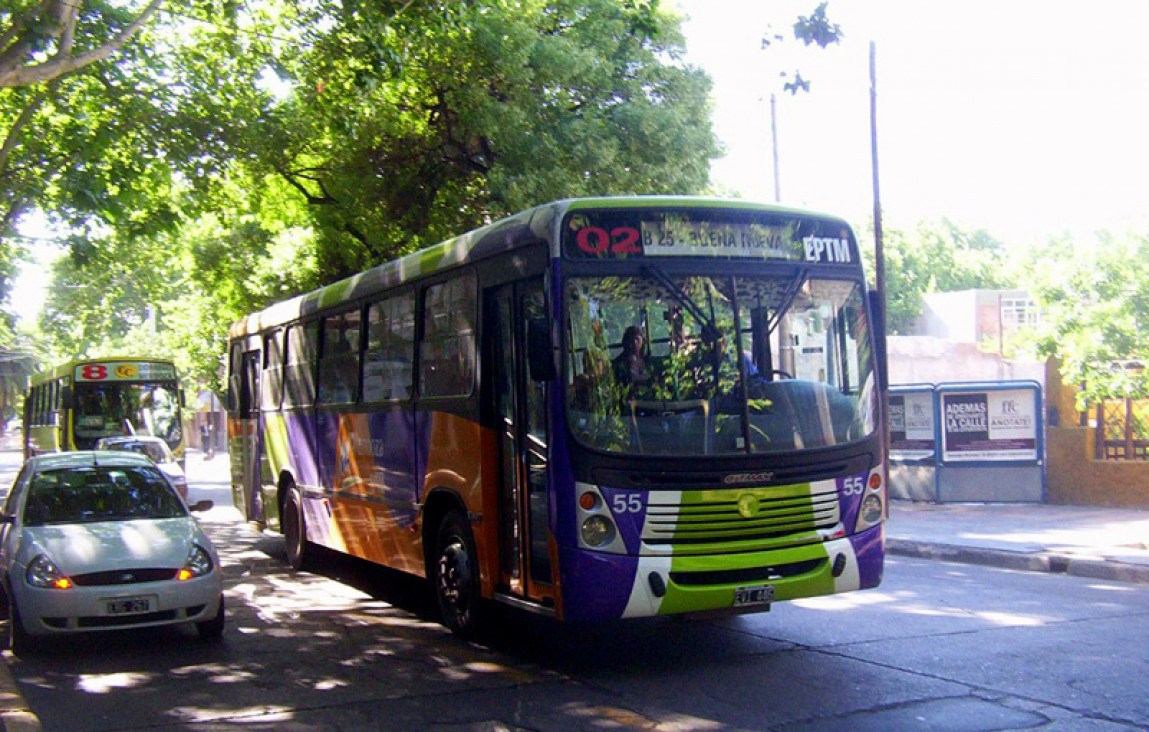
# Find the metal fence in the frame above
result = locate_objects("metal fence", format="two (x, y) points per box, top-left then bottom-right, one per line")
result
(1096, 398), (1149, 461)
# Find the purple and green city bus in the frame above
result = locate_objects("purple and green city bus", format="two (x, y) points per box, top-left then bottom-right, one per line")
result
(226, 197), (888, 636)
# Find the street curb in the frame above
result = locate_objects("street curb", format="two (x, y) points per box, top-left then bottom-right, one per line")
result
(0, 654), (39, 732)
(887, 538), (1149, 586)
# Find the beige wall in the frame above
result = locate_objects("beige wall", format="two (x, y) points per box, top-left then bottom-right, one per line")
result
(1045, 359), (1149, 508)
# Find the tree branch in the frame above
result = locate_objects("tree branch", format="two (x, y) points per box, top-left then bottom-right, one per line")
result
(0, 0), (166, 88)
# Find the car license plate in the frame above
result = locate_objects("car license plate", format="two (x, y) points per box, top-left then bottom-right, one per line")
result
(106, 596), (154, 616)
(733, 584), (775, 608)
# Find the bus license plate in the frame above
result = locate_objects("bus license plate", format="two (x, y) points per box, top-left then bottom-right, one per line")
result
(734, 584), (775, 608)
(106, 596), (154, 615)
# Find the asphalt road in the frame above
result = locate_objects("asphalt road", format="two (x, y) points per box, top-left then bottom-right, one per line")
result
(2, 450), (1148, 731)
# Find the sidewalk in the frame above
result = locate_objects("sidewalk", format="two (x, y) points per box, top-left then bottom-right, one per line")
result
(887, 500), (1149, 585)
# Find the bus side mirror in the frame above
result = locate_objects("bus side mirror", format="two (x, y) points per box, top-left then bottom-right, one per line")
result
(527, 319), (557, 382)
(60, 386), (73, 409)
(868, 290), (888, 391)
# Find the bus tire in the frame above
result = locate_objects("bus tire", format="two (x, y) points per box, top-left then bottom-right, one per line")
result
(433, 509), (485, 638)
(283, 486), (315, 572)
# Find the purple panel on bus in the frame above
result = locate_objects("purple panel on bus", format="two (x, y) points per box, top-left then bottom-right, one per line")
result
(284, 413), (320, 488)
(850, 524), (884, 589)
(369, 409), (420, 528)
(560, 551), (637, 622)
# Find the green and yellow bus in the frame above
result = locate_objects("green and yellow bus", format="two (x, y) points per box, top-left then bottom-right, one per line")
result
(23, 358), (186, 463)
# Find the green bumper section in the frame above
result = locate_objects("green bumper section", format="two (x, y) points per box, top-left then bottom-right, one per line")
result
(654, 539), (840, 615)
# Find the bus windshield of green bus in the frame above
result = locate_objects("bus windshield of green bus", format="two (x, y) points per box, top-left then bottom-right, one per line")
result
(72, 382), (183, 450)
(566, 273), (877, 456)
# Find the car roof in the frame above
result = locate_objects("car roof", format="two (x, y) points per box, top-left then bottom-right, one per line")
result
(97, 435), (165, 445)
(25, 451), (156, 472)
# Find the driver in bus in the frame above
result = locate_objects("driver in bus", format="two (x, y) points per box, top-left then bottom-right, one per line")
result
(612, 325), (649, 389)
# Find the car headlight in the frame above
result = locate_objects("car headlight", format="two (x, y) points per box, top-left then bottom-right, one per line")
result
(27, 554), (72, 590)
(178, 544), (215, 581)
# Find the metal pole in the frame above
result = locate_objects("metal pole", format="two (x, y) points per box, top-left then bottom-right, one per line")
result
(870, 41), (885, 305)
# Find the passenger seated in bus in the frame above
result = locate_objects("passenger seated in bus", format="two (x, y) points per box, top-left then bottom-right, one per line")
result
(612, 326), (649, 389)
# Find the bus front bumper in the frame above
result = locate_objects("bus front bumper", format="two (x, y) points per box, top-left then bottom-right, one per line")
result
(558, 523), (884, 622)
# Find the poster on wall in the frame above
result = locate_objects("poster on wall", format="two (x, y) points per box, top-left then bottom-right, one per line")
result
(941, 388), (1038, 462)
(889, 391), (936, 460)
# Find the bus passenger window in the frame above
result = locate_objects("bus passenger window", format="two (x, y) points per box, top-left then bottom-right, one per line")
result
(262, 330), (284, 410)
(364, 293), (415, 401)
(318, 310), (361, 405)
(284, 322), (318, 407)
(419, 276), (476, 398)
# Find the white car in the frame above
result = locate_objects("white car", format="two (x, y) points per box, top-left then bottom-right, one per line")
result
(95, 435), (189, 499)
(0, 451), (224, 654)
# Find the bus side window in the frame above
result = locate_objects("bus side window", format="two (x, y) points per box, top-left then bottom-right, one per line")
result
(364, 292), (415, 401)
(262, 330), (284, 410)
(419, 275), (476, 398)
(227, 342), (243, 413)
(318, 310), (362, 405)
(284, 322), (318, 407)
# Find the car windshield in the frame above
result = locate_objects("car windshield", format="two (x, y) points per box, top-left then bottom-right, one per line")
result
(565, 272), (877, 455)
(23, 466), (187, 525)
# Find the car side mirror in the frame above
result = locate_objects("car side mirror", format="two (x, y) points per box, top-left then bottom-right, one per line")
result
(0, 514), (14, 525)
(189, 500), (214, 512)
(60, 386), (73, 409)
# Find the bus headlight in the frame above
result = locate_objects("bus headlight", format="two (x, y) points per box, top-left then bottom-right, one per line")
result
(860, 494), (883, 525)
(580, 515), (617, 548)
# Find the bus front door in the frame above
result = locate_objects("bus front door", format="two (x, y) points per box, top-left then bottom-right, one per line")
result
(239, 349), (265, 524)
(486, 279), (553, 605)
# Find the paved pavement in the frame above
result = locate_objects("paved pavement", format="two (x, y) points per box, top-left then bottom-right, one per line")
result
(1, 455), (1147, 730)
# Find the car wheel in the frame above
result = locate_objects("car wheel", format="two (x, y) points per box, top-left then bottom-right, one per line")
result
(433, 509), (485, 638)
(283, 486), (314, 571)
(196, 596), (225, 641)
(6, 589), (31, 656)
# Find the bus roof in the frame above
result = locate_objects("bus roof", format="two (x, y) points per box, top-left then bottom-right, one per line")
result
(229, 196), (854, 338)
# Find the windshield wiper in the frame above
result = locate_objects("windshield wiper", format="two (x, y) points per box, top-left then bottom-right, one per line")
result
(642, 264), (720, 342)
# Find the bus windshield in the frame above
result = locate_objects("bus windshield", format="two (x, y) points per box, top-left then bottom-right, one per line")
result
(73, 382), (183, 450)
(566, 272), (877, 455)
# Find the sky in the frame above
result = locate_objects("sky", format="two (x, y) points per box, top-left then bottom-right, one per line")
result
(671, 0), (1149, 247)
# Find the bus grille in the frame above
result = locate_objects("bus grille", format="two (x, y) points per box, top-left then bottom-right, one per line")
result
(642, 483), (840, 549)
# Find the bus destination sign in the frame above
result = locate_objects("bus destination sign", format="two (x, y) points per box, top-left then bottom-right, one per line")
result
(74, 361), (178, 382)
(564, 210), (856, 264)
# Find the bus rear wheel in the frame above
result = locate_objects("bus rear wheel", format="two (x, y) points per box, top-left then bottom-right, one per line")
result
(434, 509), (484, 638)
(283, 486), (315, 571)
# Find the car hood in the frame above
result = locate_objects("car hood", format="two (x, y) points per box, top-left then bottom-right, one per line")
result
(21, 519), (207, 573)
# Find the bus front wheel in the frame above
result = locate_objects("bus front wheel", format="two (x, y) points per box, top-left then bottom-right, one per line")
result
(433, 509), (484, 638)
(283, 486), (315, 571)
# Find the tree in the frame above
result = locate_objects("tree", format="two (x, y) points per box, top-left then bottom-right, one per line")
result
(0, 0), (165, 88)
(870, 219), (1014, 334)
(1026, 233), (1149, 404)
(761, 1), (843, 95)
(32, 0), (719, 386)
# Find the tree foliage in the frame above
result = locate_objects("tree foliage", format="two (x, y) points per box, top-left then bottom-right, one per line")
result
(867, 219), (1014, 334)
(15, 0), (719, 386)
(1025, 233), (1149, 403)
